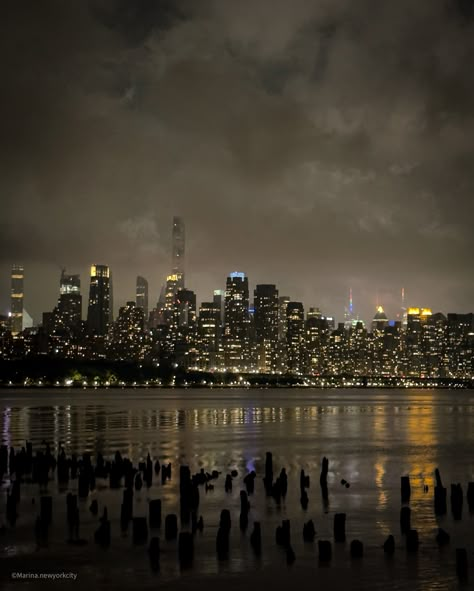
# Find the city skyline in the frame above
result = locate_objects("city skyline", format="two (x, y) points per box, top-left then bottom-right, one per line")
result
(2, 218), (469, 381)
(1, 259), (467, 329)
(1, 2), (474, 328)
(0, 215), (471, 329)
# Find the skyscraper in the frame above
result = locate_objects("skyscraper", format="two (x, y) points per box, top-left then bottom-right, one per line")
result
(344, 287), (354, 329)
(173, 288), (198, 368)
(254, 284), (279, 372)
(371, 306), (389, 335)
(224, 272), (250, 371)
(172, 216), (185, 290)
(286, 301), (305, 374)
(109, 270), (114, 324)
(57, 269), (82, 330)
(197, 301), (222, 370)
(10, 265), (24, 336)
(87, 264), (111, 336)
(175, 288), (197, 329)
(213, 289), (225, 325)
(108, 301), (145, 361)
(136, 276), (149, 323)
(278, 296), (290, 342)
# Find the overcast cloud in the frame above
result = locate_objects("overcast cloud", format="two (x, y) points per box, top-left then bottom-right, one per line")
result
(1, 0), (473, 324)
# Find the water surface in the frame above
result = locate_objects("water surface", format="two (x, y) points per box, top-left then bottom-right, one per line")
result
(1, 388), (473, 589)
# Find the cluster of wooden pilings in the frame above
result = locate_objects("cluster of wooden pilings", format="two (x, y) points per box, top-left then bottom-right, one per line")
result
(0, 443), (471, 580)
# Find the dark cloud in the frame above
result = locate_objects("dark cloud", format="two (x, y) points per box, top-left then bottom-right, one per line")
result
(1, 0), (473, 324)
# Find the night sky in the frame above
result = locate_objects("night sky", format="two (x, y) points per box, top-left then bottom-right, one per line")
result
(1, 0), (474, 325)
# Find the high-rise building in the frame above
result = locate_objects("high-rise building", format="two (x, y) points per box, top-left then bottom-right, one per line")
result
(224, 272), (250, 371)
(172, 216), (185, 290)
(286, 301), (305, 374)
(344, 287), (354, 328)
(446, 313), (474, 378)
(278, 296), (290, 341)
(254, 284), (279, 372)
(175, 288), (196, 329)
(371, 306), (389, 335)
(136, 276), (149, 323)
(87, 264), (111, 336)
(213, 289), (225, 325)
(197, 301), (222, 370)
(403, 307), (433, 376)
(10, 265), (24, 336)
(56, 269), (82, 331)
(306, 314), (330, 375)
(156, 217), (186, 327)
(109, 270), (114, 324)
(307, 307), (323, 320)
(108, 301), (145, 361)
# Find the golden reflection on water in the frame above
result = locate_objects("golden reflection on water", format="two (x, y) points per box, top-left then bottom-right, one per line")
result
(405, 395), (437, 489)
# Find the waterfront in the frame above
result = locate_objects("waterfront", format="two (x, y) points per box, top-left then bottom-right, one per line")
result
(1, 388), (473, 589)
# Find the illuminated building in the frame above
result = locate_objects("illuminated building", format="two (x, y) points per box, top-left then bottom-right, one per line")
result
(347, 320), (369, 375)
(307, 307), (323, 320)
(10, 265), (24, 336)
(163, 273), (179, 325)
(403, 307), (433, 377)
(446, 313), (474, 378)
(197, 301), (222, 370)
(108, 301), (145, 361)
(0, 315), (13, 358)
(136, 276), (149, 324)
(372, 306), (389, 335)
(87, 264), (111, 336)
(175, 289), (196, 329)
(306, 314), (330, 375)
(379, 321), (403, 376)
(155, 217), (186, 328)
(344, 287), (354, 329)
(174, 288), (198, 367)
(286, 301), (305, 374)
(224, 272), (251, 371)
(57, 270), (82, 330)
(424, 312), (447, 377)
(109, 270), (114, 324)
(254, 284), (279, 372)
(213, 289), (225, 325)
(326, 323), (347, 375)
(278, 296), (290, 341)
(172, 216), (185, 290)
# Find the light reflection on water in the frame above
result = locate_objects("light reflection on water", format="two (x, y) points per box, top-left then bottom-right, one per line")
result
(0, 388), (473, 589)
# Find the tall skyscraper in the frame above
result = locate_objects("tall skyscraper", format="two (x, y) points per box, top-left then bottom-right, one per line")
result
(286, 301), (305, 374)
(213, 289), (225, 325)
(254, 284), (279, 372)
(197, 301), (222, 370)
(172, 216), (185, 290)
(224, 272), (250, 371)
(344, 287), (354, 328)
(109, 270), (114, 324)
(175, 288), (197, 329)
(136, 276), (149, 322)
(10, 265), (24, 336)
(371, 306), (389, 335)
(57, 269), (82, 330)
(87, 264), (111, 336)
(173, 288), (198, 368)
(278, 296), (290, 341)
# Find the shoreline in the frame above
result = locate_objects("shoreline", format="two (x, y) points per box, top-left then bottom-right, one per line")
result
(0, 382), (472, 391)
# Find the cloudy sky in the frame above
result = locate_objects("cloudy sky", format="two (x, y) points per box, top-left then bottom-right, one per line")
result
(1, 0), (474, 324)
